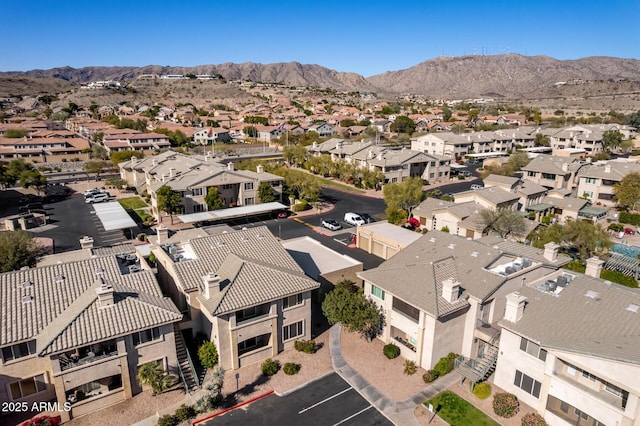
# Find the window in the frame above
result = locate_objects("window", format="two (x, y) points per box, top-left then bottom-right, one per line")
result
(371, 284), (385, 300)
(514, 370), (541, 398)
(237, 306), (257, 322)
(244, 182), (254, 190)
(132, 327), (161, 346)
(193, 204), (205, 213)
(283, 294), (303, 309)
(238, 337), (257, 354)
(9, 374), (46, 400)
(192, 187), (204, 196)
(2, 340), (36, 362)
(542, 173), (556, 180)
(221, 184), (233, 190)
(582, 370), (598, 381)
(527, 171), (536, 177)
(392, 297), (420, 322)
(283, 321), (304, 341)
(244, 197), (255, 205)
(519, 337), (547, 361)
(585, 177), (596, 184)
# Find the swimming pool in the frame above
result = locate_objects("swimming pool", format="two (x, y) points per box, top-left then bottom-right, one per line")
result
(611, 243), (640, 259)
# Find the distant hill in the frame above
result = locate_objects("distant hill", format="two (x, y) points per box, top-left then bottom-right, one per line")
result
(2, 55), (640, 110)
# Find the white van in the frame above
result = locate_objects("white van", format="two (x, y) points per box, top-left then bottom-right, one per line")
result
(344, 212), (365, 226)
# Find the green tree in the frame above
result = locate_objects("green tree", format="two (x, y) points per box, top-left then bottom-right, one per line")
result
(283, 144), (307, 166)
(5, 159), (33, 186)
(321, 281), (385, 341)
(534, 134), (549, 147)
(529, 224), (564, 249)
(110, 150), (144, 165)
(137, 362), (173, 395)
(257, 182), (276, 203)
(389, 116), (416, 134)
(383, 177), (426, 215)
(340, 119), (357, 127)
(156, 185), (183, 224)
(197, 341), (219, 369)
(91, 144), (108, 160)
(242, 126), (258, 138)
(603, 130), (624, 151)
(441, 106), (452, 121)
(20, 170), (47, 195)
(83, 160), (107, 181)
(0, 230), (42, 272)
(244, 116), (269, 125)
(614, 172), (640, 211)
(204, 187), (226, 210)
(563, 220), (612, 260)
(3, 129), (29, 138)
(479, 209), (526, 238)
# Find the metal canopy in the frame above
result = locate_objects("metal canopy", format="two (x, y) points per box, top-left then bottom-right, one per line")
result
(604, 253), (640, 280)
(93, 202), (138, 231)
(177, 202), (287, 224)
(526, 203), (554, 212)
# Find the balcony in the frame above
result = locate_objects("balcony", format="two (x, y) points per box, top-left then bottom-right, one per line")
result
(474, 320), (501, 343)
(59, 341), (118, 371)
(552, 372), (628, 411)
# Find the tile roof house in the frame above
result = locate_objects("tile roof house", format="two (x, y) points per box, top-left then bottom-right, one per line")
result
(521, 155), (584, 190)
(577, 160), (640, 207)
(0, 250), (182, 422)
(151, 226), (320, 370)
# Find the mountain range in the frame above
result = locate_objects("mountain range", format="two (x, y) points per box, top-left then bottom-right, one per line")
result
(2, 54), (640, 101)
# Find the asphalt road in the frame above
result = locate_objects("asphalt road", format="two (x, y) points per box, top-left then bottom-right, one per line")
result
(203, 373), (392, 426)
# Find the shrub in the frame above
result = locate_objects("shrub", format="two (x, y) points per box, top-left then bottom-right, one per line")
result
(21, 415), (62, 426)
(294, 339), (317, 354)
(137, 233), (147, 242)
(432, 353), (457, 377)
(600, 269), (639, 288)
(294, 200), (308, 212)
(283, 362), (299, 375)
(383, 343), (400, 359)
(472, 382), (492, 400)
(198, 341), (219, 369)
(403, 360), (417, 375)
(608, 223), (624, 232)
(422, 370), (438, 383)
(441, 226), (450, 233)
(261, 358), (280, 376)
(521, 412), (548, 426)
(620, 212), (640, 226)
(541, 215), (553, 224)
(157, 414), (178, 426)
(493, 392), (519, 418)
(174, 404), (196, 421)
(562, 259), (586, 273)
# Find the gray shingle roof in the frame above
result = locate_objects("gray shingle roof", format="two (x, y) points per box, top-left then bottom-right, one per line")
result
(500, 275), (640, 364)
(0, 255), (182, 353)
(577, 161), (640, 181)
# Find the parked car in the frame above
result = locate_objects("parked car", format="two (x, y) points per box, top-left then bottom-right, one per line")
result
(625, 228), (635, 235)
(84, 188), (101, 198)
(344, 212), (366, 226)
(470, 184), (483, 190)
(357, 213), (375, 223)
(276, 210), (289, 219)
(322, 219), (342, 231)
(85, 193), (110, 204)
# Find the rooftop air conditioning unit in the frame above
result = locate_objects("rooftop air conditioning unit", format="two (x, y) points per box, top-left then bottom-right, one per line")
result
(505, 266), (515, 274)
(556, 276), (568, 287)
(522, 258), (532, 268)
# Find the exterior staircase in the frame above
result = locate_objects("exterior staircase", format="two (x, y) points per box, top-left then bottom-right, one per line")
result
(454, 337), (500, 388)
(174, 325), (200, 394)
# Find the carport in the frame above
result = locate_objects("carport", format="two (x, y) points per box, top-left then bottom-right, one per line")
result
(177, 202), (287, 224)
(92, 202), (138, 236)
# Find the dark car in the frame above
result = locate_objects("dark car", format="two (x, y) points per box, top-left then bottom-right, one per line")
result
(357, 213), (375, 223)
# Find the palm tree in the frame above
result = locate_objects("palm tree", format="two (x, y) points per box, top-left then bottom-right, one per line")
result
(137, 362), (173, 395)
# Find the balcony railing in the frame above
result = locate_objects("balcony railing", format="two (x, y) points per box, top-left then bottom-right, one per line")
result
(393, 336), (417, 352)
(236, 312), (270, 326)
(59, 348), (118, 371)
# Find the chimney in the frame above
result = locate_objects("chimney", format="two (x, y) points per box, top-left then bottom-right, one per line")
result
(604, 164), (611, 173)
(169, 167), (176, 177)
(257, 165), (264, 174)
(161, 174), (166, 182)
(543, 242), (559, 262)
(377, 152), (383, 160)
(79, 236), (94, 249)
(227, 162), (234, 171)
(561, 163), (568, 172)
(131, 156), (138, 166)
(585, 256), (605, 278)
(504, 292), (527, 323)
(152, 159), (157, 166)
(442, 278), (461, 303)
(157, 225), (169, 244)
(202, 273), (221, 300)
(95, 279), (115, 308)
(312, 141), (318, 148)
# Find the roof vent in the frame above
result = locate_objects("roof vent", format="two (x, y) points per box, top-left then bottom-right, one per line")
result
(20, 280), (33, 289)
(257, 234), (264, 240)
(20, 266), (30, 271)
(627, 303), (639, 313)
(448, 243), (456, 249)
(95, 267), (105, 275)
(241, 237), (249, 242)
(585, 290), (600, 300)
(429, 237), (436, 242)
(22, 295), (33, 303)
(471, 251), (479, 257)
(55, 274), (65, 283)
(217, 241), (225, 247)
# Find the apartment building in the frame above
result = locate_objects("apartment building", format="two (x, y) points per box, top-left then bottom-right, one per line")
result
(576, 160), (640, 207)
(152, 226), (319, 370)
(521, 155), (583, 190)
(411, 132), (473, 159)
(0, 249), (182, 423)
(193, 127), (231, 144)
(102, 132), (171, 153)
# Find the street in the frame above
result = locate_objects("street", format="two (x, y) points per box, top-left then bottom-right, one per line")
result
(202, 373), (392, 426)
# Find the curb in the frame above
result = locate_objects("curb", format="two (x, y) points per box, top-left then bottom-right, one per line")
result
(274, 370), (336, 397)
(191, 390), (274, 424)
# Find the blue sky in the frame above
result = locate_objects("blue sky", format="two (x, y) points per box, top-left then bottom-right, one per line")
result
(2, 0), (639, 77)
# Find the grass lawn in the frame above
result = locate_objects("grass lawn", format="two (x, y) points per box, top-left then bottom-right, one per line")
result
(426, 391), (499, 426)
(118, 196), (147, 210)
(282, 169), (367, 194)
(126, 209), (152, 223)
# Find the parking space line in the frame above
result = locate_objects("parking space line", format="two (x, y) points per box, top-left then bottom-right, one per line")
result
(298, 387), (353, 414)
(332, 406), (372, 426)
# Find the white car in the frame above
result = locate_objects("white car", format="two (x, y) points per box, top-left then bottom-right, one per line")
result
(471, 184), (483, 190)
(344, 212), (366, 226)
(322, 219), (342, 231)
(85, 192), (110, 203)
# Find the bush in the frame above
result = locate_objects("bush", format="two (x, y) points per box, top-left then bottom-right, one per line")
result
(261, 358), (280, 376)
(198, 341), (219, 369)
(294, 339), (316, 354)
(403, 360), (417, 375)
(493, 392), (519, 418)
(441, 226), (450, 233)
(472, 382), (492, 400)
(521, 412), (548, 426)
(283, 362), (299, 375)
(541, 215), (553, 224)
(600, 269), (639, 288)
(562, 260), (586, 273)
(293, 200), (308, 212)
(422, 370), (438, 383)
(432, 353), (457, 377)
(620, 212), (640, 226)
(608, 223), (624, 232)
(157, 414), (178, 426)
(174, 404), (196, 421)
(383, 343), (400, 359)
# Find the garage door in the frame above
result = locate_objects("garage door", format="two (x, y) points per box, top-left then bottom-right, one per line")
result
(358, 235), (370, 252)
(372, 240), (385, 258)
(387, 247), (399, 258)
